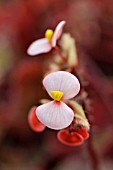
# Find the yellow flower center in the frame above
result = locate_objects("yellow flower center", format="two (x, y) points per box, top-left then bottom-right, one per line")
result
(50, 90), (63, 101)
(45, 29), (53, 41)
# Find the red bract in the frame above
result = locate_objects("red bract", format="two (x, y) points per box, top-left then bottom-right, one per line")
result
(76, 126), (89, 139)
(57, 129), (84, 146)
(28, 106), (45, 132)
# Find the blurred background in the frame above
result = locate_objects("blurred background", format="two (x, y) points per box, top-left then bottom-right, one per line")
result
(0, 0), (113, 169)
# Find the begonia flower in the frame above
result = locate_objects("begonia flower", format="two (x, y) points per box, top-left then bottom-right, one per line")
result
(36, 71), (80, 130)
(76, 125), (89, 139)
(27, 21), (66, 56)
(57, 125), (89, 146)
(28, 106), (46, 132)
(57, 129), (84, 146)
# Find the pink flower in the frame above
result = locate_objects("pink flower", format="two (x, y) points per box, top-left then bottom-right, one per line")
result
(27, 21), (66, 56)
(36, 71), (80, 130)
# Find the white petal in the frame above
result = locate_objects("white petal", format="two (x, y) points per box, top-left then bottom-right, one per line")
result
(36, 101), (74, 130)
(43, 71), (80, 100)
(27, 38), (52, 56)
(51, 21), (66, 47)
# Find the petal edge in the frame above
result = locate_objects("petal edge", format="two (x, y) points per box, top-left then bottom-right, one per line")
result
(27, 38), (52, 56)
(52, 21), (66, 47)
(43, 71), (80, 100)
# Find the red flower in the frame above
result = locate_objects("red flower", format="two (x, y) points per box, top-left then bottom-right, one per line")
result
(28, 106), (45, 132)
(76, 126), (89, 139)
(57, 129), (84, 146)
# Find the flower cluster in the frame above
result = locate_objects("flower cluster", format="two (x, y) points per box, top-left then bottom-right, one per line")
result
(27, 21), (90, 146)
(28, 71), (90, 146)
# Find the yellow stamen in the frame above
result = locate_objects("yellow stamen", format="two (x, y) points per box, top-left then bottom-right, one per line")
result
(45, 29), (53, 41)
(50, 90), (63, 101)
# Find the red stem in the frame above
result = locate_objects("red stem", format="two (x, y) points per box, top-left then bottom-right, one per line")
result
(55, 46), (67, 62)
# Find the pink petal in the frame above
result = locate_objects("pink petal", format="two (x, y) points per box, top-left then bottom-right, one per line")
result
(43, 71), (80, 100)
(51, 21), (66, 47)
(27, 38), (52, 56)
(36, 101), (74, 130)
